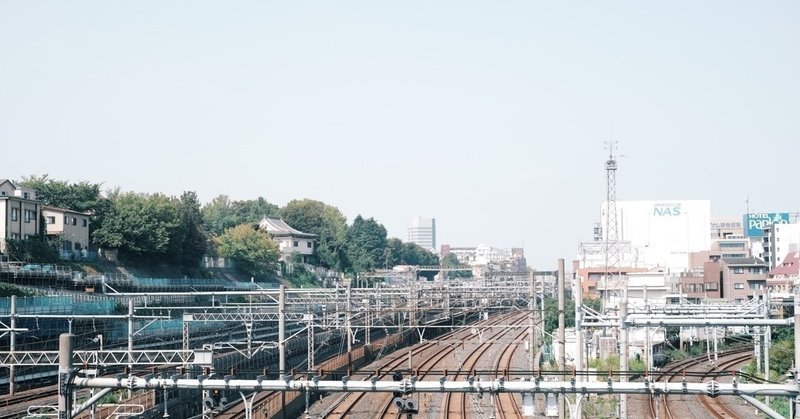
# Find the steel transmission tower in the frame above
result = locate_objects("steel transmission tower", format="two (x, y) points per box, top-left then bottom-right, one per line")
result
(603, 141), (621, 311)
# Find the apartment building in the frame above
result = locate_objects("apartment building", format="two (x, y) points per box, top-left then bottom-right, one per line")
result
(42, 206), (91, 259)
(0, 179), (42, 253)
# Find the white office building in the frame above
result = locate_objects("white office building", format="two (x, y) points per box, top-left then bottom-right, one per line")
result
(408, 217), (436, 252)
(600, 200), (711, 271)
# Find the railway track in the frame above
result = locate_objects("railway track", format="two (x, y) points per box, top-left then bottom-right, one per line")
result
(696, 353), (753, 419)
(493, 325), (529, 419)
(325, 312), (525, 418)
(439, 313), (528, 419)
(649, 347), (752, 419)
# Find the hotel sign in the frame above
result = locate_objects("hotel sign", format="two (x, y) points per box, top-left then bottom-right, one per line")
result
(743, 213), (790, 237)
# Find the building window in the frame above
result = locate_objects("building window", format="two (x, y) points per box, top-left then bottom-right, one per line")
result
(705, 282), (718, 291)
(24, 210), (32, 223)
(293, 240), (299, 247)
(719, 242), (745, 248)
(70, 217), (77, 226)
(307, 242), (312, 248)
(24, 234), (31, 240)
(733, 267), (744, 274)
(22, 192), (29, 199)
(46, 216), (56, 224)
(10, 233), (19, 240)
(734, 283), (745, 289)
(82, 219), (88, 227)
(11, 208), (18, 221)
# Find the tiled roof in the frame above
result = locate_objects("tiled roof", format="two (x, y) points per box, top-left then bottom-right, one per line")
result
(721, 257), (765, 266)
(258, 218), (316, 239)
(769, 252), (800, 277)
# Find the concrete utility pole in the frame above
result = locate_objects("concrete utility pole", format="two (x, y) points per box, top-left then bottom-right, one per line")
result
(620, 290), (628, 419)
(529, 270), (536, 372)
(279, 285), (286, 379)
(58, 333), (74, 419)
(574, 271), (583, 419)
(9, 295), (15, 395)
(558, 258), (566, 419)
(794, 280), (800, 416)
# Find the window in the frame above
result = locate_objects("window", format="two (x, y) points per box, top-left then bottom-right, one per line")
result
(24, 234), (31, 240)
(307, 242), (312, 248)
(705, 282), (718, 291)
(11, 208), (18, 221)
(10, 233), (19, 240)
(24, 210), (32, 223)
(733, 267), (744, 274)
(22, 192), (29, 199)
(734, 283), (745, 289)
(82, 219), (88, 227)
(719, 242), (745, 248)
(46, 216), (56, 224)
(293, 240), (299, 247)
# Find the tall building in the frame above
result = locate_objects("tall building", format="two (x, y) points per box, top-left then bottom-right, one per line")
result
(408, 217), (436, 252)
(599, 200), (711, 271)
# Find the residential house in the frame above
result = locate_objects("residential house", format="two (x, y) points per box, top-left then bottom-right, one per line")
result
(767, 251), (799, 296)
(258, 218), (316, 263)
(42, 206), (91, 259)
(0, 179), (42, 254)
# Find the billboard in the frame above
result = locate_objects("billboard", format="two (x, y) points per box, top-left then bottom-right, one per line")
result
(602, 200), (711, 270)
(743, 213), (790, 237)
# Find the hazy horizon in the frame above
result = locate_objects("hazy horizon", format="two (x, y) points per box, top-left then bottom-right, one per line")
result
(2, 2), (798, 268)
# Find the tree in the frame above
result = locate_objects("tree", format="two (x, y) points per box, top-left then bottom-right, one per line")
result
(281, 199), (349, 270)
(441, 253), (473, 278)
(384, 238), (403, 268)
(232, 197), (280, 225)
(92, 191), (179, 261)
(346, 215), (388, 273)
(167, 191), (207, 274)
(201, 195), (237, 237)
(215, 224), (280, 278)
(399, 242), (439, 280)
(17, 174), (112, 245)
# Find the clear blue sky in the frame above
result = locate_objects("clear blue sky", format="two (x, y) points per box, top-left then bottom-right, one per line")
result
(1, 2), (798, 268)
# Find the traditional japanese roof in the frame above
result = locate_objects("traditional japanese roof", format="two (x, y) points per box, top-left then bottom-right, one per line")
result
(769, 252), (800, 277)
(259, 218), (316, 239)
(721, 257), (765, 266)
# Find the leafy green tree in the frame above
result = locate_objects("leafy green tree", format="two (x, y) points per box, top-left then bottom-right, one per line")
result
(215, 224), (280, 278)
(18, 174), (112, 245)
(768, 338), (794, 375)
(281, 199), (349, 270)
(232, 197), (280, 225)
(384, 238), (403, 268)
(92, 191), (179, 261)
(167, 191), (207, 274)
(201, 195), (238, 237)
(346, 215), (388, 273)
(399, 242), (439, 279)
(4, 237), (59, 263)
(441, 252), (472, 278)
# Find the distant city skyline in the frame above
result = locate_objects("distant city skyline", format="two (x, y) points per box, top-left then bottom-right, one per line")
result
(1, 2), (798, 268)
